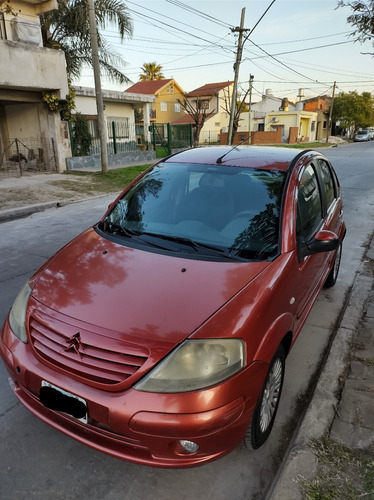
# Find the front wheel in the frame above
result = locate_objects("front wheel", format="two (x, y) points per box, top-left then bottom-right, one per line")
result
(324, 243), (342, 288)
(244, 344), (285, 450)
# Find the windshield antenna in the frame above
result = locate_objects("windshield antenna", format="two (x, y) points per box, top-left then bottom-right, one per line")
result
(216, 136), (249, 164)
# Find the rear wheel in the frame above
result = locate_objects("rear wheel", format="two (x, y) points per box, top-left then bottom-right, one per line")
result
(244, 344), (285, 450)
(324, 243), (342, 288)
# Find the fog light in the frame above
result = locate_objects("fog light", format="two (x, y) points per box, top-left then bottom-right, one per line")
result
(179, 440), (199, 454)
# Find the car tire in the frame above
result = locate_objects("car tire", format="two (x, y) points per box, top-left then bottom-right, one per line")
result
(244, 344), (285, 450)
(324, 243), (342, 288)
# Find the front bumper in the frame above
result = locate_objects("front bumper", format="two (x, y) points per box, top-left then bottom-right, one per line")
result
(0, 319), (267, 468)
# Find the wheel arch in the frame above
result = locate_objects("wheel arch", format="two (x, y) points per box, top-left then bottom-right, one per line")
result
(253, 313), (294, 364)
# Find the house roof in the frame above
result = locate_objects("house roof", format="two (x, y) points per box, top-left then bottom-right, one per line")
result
(125, 79), (178, 95)
(172, 113), (216, 125)
(186, 81), (234, 97)
(74, 86), (154, 104)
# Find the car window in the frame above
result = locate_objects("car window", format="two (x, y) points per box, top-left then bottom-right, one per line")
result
(316, 159), (336, 210)
(101, 163), (286, 261)
(297, 164), (323, 242)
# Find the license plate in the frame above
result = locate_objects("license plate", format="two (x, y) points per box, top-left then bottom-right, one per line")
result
(40, 381), (88, 423)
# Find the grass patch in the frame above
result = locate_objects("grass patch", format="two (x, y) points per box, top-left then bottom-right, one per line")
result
(301, 435), (374, 499)
(52, 165), (152, 195)
(90, 165), (152, 191)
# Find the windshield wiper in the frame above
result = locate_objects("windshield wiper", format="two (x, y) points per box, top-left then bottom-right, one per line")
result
(143, 234), (244, 260)
(101, 223), (180, 251)
(101, 222), (139, 238)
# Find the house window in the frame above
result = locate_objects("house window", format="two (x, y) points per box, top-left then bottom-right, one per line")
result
(174, 103), (180, 113)
(167, 86), (170, 93)
(258, 123), (265, 131)
(161, 102), (167, 112)
(171, 85), (174, 94)
(198, 100), (209, 110)
(323, 121), (327, 129)
(311, 121), (316, 132)
(107, 117), (129, 139)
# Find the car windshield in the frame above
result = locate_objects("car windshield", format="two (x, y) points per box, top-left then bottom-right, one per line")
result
(99, 162), (286, 261)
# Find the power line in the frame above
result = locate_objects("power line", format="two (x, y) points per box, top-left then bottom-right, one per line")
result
(246, 38), (327, 84)
(126, 1), (230, 50)
(260, 31), (352, 46)
(248, 40), (353, 60)
(244, 0), (277, 41)
(163, 0), (232, 29)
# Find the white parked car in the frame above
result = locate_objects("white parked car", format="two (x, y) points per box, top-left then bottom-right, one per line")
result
(354, 130), (371, 142)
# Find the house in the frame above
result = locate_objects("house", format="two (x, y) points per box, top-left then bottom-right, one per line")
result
(73, 86), (154, 152)
(302, 95), (332, 141)
(250, 89), (296, 133)
(185, 81), (234, 114)
(0, 0), (70, 173)
(124, 79), (186, 125)
(172, 81), (234, 144)
(264, 108), (319, 144)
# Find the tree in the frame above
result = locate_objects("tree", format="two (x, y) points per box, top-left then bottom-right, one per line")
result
(176, 97), (214, 147)
(139, 62), (165, 81)
(71, 113), (92, 156)
(338, 1), (374, 55)
(40, 0), (133, 84)
(332, 91), (374, 136)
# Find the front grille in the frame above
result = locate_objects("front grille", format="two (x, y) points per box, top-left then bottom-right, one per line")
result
(29, 314), (148, 386)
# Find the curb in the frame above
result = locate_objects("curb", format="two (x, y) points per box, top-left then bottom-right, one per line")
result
(0, 192), (121, 223)
(267, 239), (374, 499)
(0, 201), (64, 222)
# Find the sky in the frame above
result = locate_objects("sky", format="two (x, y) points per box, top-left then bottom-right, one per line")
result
(76, 0), (374, 103)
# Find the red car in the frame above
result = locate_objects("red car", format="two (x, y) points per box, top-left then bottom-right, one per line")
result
(0, 146), (346, 467)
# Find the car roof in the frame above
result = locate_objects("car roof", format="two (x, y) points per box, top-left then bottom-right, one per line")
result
(164, 145), (309, 172)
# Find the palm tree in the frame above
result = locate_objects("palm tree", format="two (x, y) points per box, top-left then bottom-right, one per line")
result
(139, 62), (164, 81)
(40, 0), (133, 85)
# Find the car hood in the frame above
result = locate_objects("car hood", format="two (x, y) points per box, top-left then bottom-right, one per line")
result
(31, 228), (270, 343)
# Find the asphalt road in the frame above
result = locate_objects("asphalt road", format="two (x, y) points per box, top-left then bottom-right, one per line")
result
(0, 142), (374, 500)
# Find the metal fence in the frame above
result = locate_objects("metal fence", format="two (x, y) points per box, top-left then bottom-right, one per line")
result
(0, 138), (57, 178)
(150, 123), (193, 157)
(199, 130), (220, 145)
(71, 121), (140, 156)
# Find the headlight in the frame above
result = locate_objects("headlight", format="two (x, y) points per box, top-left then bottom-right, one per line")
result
(9, 282), (32, 343)
(134, 339), (245, 393)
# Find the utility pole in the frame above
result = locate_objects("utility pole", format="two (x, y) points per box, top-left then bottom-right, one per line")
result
(87, 0), (108, 173)
(326, 81), (336, 144)
(227, 8), (249, 145)
(248, 74), (254, 144)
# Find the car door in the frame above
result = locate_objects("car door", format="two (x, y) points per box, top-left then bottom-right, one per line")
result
(293, 160), (339, 325)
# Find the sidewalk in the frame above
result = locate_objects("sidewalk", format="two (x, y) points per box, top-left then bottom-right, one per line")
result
(1, 174), (373, 498)
(269, 236), (374, 499)
(0, 171), (121, 222)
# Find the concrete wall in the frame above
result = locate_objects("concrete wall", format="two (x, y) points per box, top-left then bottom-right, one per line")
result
(1, 0), (68, 98)
(66, 150), (156, 171)
(251, 129), (282, 145)
(219, 129), (282, 145)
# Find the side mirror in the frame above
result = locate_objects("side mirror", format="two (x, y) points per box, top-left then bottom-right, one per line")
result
(300, 230), (339, 259)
